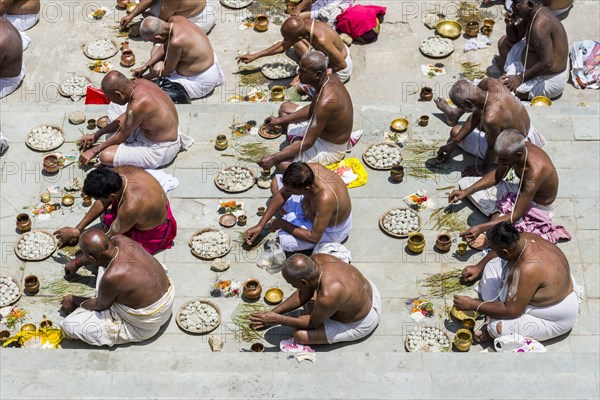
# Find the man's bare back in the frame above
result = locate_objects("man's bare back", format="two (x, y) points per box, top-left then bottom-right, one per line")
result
(302, 164), (351, 226)
(0, 17), (22, 78)
(167, 16), (214, 76)
(480, 78), (530, 139)
(159, 0), (206, 19)
(523, 7), (568, 74)
(508, 233), (572, 307)
(512, 142), (559, 205)
(1, 0), (39, 15)
(114, 166), (169, 231)
(302, 19), (348, 71)
(130, 79), (179, 142)
(307, 75), (353, 145)
(103, 235), (170, 309)
(312, 254), (372, 323)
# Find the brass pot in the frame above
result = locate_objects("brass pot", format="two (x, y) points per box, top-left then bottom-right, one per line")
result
(82, 194), (93, 207)
(250, 342), (265, 352)
(120, 50), (136, 67)
(435, 233), (452, 253)
(40, 193), (51, 203)
(16, 213), (32, 232)
(20, 323), (37, 332)
(465, 21), (480, 38)
(270, 85), (285, 102)
(390, 165), (404, 183)
(254, 14), (269, 32)
(453, 328), (473, 352)
(462, 317), (476, 333)
(215, 135), (228, 150)
(237, 214), (247, 226)
(419, 115), (429, 127)
(407, 232), (426, 254)
(24, 275), (40, 294)
(257, 207), (266, 216)
(87, 119), (96, 130)
(457, 242), (468, 255)
(243, 278), (262, 300)
(420, 87), (433, 102)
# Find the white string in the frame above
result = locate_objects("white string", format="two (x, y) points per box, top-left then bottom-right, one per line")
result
(509, 147), (528, 224)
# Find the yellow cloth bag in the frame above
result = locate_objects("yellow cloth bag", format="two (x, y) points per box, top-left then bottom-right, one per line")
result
(2, 328), (63, 349)
(326, 158), (368, 188)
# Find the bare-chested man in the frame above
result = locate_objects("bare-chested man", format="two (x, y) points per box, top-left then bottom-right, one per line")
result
(450, 129), (570, 249)
(55, 167), (177, 255)
(78, 71), (193, 169)
(250, 253), (381, 344)
(258, 52), (353, 169)
(245, 162), (352, 253)
(121, 0), (215, 34)
(497, 0), (569, 99)
(133, 16), (224, 99)
(1, 0), (39, 49)
(0, 17), (24, 98)
(453, 222), (580, 342)
(236, 16), (352, 83)
(436, 78), (546, 176)
(60, 230), (175, 347)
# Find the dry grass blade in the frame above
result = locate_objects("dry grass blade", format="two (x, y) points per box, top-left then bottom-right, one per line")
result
(231, 303), (267, 342)
(420, 269), (469, 297)
(404, 142), (449, 179)
(460, 62), (487, 81)
(429, 206), (470, 232)
(234, 229), (273, 251)
(237, 70), (269, 87)
(42, 276), (95, 298)
(455, 1), (494, 26)
(234, 142), (270, 163)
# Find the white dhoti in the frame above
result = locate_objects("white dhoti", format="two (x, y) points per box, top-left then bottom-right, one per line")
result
(167, 53), (224, 99)
(458, 125), (546, 160)
(4, 13), (39, 31)
(310, 0), (353, 26)
(286, 105), (348, 165)
(335, 44), (353, 83)
(275, 176), (352, 252)
(458, 180), (520, 217)
(504, 40), (569, 100)
(188, 6), (216, 33)
(60, 268), (175, 347)
(106, 102), (194, 169)
(323, 281), (381, 343)
(478, 256), (582, 341)
(0, 66), (25, 98)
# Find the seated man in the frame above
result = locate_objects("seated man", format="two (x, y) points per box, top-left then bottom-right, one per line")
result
(541, 0), (574, 17)
(258, 51), (353, 169)
(454, 222), (581, 342)
(60, 229), (175, 347)
(134, 16), (224, 100)
(436, 78), (546, 176)
(121, 0), (215, 34)
(497, 0), (569, 100)
(290, 0), (353, 27)
(0, 0), (39, 50)
(237, 16), (352, 83)
(55, 167), (177, 255)
(250, 253), (381, 344)
(244, 162), (352, 253)
(0, 17), (24, 98)
(78, 71), (193, 169)
(450, 129), (571, 246)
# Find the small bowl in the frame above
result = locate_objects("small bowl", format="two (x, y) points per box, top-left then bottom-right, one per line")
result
(227, 94), (245, 103)
(457, 242), (468, 255)
(531, 96), (552, 107)
(264, 287), (284, 304)
(257, 207), (266, 216)
(96, 116), (109, 129)
(219, 214), (237, 228)
(390, 118), (409, 132)
(40, 319), (53, 329)
(270, 85), (285, 101)
(0, 330), (10, 343)
(436, 20), (462, 39)
(87, 119), (97, 130)
(41, 193), (51, 203)
(407, 232), (426, 254)
(20, 323), (37, 332)
(43, 154), (60, 174)
(419, 115), (430, 127)
(250, 342), (265, 352)
(62, 194), (75, 206)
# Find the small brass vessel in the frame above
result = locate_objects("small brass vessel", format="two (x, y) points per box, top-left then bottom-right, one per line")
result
(453, 328), (473, 352)
(407, 232), (426, 254)
(390, 118), (409, 132)
(215, 134), (228, 150)
(61, 194), (75, 207)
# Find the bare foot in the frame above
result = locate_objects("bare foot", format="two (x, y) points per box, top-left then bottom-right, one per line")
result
(474, 325), (493, 344)
(434, 97), (464, 126)
(493, 55), (505, 68)
(461, 164), (484, 177)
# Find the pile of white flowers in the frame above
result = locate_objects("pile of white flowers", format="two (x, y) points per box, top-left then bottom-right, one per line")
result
(262, 62), (297, 79)
(406, 326), (450, 352)
(85, 39), (116, 59)
(420, 37), (453, 57)
(382, 209), (420, 236)
(0, 277), (20, 307)
(17, 231), (56, 259)
(178, 301), (220, 332)
(190, 230), (230, 258)
(364, 144), (402, 169)
(27, 126), (63, 150)
(216, 167), (255, 192)
(60, 76), (90, 97)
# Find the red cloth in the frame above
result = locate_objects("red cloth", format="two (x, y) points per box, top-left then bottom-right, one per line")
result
(102, 201), (178, 254)
(335, 5), (386, 39)
(85, 86), (110, 105)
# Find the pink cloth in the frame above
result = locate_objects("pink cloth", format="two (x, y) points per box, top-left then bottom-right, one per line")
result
(335, 5), (386, 39)
(496, 192), (571, 244)
(102, 201), (177, 254)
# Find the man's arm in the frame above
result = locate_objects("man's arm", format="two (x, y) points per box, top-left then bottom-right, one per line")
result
(244, 187), (291, 244)
(54, 198), (112, 245)
(269, 105), (312, 126)
(321, 42), (347, 73)
(271, 288), (314, 315)
(89, 101), (145, 154)
(158, 0), (182, 20)
(121, 0), (154, 26)
(276, 288), (341, 330)
(157, 40), (183, 77)
(236, 40), (294, 63)
(80, 273), (120, 311)
(0, 0), (15, 15)
(105, 203), (139, 237)
(523, 27), (556, 81)
(275, 194), (335, 244)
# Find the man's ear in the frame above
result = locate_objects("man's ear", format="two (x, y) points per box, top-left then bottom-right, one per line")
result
(501, 248), (511, 259)
(300, 278), (309, 287)
(464, 99), (474, 110)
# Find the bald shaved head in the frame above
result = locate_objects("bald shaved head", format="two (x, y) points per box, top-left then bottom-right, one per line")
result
(140, 16), (167, 40)
(80, 229), (111, 259)
(300, 51), (328, 73)
(101, 71), (133, 104)
(282, 254), (318, 283)
(281, 16), (305, 40)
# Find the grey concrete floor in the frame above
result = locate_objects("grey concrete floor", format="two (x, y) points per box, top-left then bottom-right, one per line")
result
(1, 1), (599, 399)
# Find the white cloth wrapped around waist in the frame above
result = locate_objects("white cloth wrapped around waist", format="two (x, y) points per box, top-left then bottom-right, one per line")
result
(188, 4), (217, 33)
(4, 13), (39, 31)
(458, 125), (546, 161)
(166, 52), (224, 99)
(0, 66), (26, 99)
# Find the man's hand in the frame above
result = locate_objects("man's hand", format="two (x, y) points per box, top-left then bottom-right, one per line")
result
(500, 75), (522, 92)
(54, 227), (81, 247)
(289, 6), (300, 16)
(268, 219), (285, 232)
(504, 12), (515, 26)
(264, 115), (281, 126)
(132, 65), (147, 78)
(244, 225), (262, 245)
(64, 259), (80, 277)
(437, 142), (458, 161)
(448, 189), (467, 204)
(60, 294), (78, 314)
(462, 264), (484, 283)
(453, 295), (478, 311)
(236, 54), (257, 64)
(460, 225), (484, 243)
(258, 154), (277, 170)
(120, 14), (133, 28)
(249, 311), (280, 329)
(79, 149), (97, 165)
(78, 133), (97, 150)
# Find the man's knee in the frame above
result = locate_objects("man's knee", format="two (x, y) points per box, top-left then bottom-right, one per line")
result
(99, 148), (116, 166)
(293, 330), (309, 343)
(279, 102), (297, 116)
(450, 125), (461, 139)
